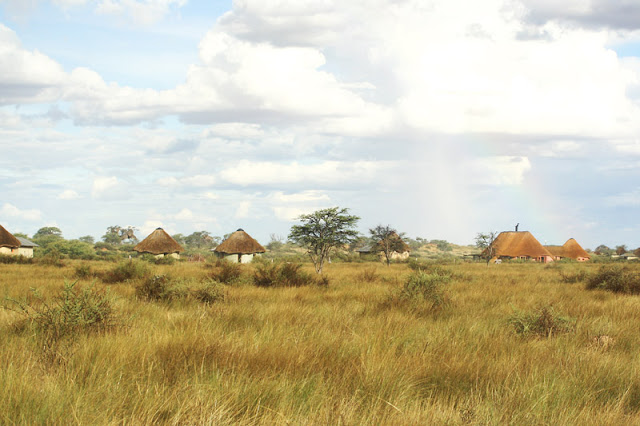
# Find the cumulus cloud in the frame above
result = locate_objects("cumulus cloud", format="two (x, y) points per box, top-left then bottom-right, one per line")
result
(235, 201), (251, 219)
(91, 176), (120, 198)
(470, 156), (532, 186)
(521, 0), (640, 31)
(0, 203), (42, 221)
(156, 174), (216, 188)
(0, 24), (66, 105)
(219, 160), (392, 187)
(57, 189), (81, 200)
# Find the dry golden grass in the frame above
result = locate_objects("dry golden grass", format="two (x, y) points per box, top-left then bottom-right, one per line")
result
(2, 259), (640, 424)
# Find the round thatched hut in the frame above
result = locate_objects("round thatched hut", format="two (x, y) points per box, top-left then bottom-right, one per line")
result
(214, 229), (265, 263)
(134, 228), (183, 259)
(0, 224), (21, 256)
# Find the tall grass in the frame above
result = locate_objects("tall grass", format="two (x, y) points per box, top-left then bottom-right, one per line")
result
(1, 260), (640, 423)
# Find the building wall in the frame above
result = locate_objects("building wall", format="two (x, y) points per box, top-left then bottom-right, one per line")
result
(17, 247), (34, 258)
(154, 253), (180, 259)
(216, 252), (260, 263)
(0, 247), (14, 255)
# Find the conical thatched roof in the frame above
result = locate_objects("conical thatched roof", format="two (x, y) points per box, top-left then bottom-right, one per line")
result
(485, 231), (552, 258)
(561, 238), (590, 259)
(0, 224), (21, 248)
(134, 228), (183, 255)
(544, 238), (590, 260)
(214, 229), (265, 254)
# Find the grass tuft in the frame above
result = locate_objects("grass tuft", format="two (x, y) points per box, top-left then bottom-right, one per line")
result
(508, 305), (575, 337)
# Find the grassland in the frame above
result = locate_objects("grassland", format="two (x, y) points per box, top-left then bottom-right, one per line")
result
(2, 259), (640, 424)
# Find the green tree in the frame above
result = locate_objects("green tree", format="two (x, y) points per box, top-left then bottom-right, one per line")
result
(369, 225), (407, 266)
(12, 232), (29, 239)
(33, 227), (62, 239)
(184, 231), (218, 249)
(594, 245), (613, 256)
(78, 235), (95, 244)
(172, 233), (186, 246)
(102, 226), (123, 245)
(288, 207), (360, 274)
(475, 231), (498, 266)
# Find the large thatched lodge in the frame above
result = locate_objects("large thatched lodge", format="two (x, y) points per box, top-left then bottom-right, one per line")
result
(485, 231), (590, 263)
(134, 228), (184, 259)
(214, 229), (265, 263)
(0, 224), (38, 258)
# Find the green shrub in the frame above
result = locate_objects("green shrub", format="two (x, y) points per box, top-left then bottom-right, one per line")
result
(191, 280), (226, 304)
(400, 270), (451, 310)
(253, 262), (318, 287)
(585, 266), (640, 294)
(36, 250), (65, 267)
(207, 259), (244, 284)
(6, 281), (120, 357)
(135, 275), (188, 301)
(154, 256), (176, 265)
(0, 254), (33, 264)
(101, 260), (150, 284)
(509, 306), (575, 337)
(74, 264), (94, 279)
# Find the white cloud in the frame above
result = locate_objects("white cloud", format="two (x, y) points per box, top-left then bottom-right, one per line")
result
(95, 0), (187, 25)
(0, 24), (66, 105)
(156, 174), (216, 188)
(57, 189), (81, 200)
(0, 203), (42, 221)
(91, 176), (119, 198)
(220, 160), (391, 187)
(607, 188), (640, 206)
(235, 201), (251, 219)
(470, 156), (532, 186)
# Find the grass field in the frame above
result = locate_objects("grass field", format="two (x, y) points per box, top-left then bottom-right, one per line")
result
(2, 259), (640, 424)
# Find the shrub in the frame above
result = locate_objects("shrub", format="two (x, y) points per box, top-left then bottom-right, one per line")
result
(509, 306), (575, 337)
(36, 250), (65, 267)
(74, 264), (94, 279)
(101, 260), (150, 284)
(191, 280), (226, 304)
(357, 266), (379, 283)
(0, 254), (33, 264)
(207, 259), (244, 284)
(585, 266), (640, 294)
(135, 275), (188, 302)
(253, 262), (318, 287)
(400, 270), (451, 310)
(154, 256), (176, 265)
(559, 270), (587, 284)
(6, 281), (120, 360)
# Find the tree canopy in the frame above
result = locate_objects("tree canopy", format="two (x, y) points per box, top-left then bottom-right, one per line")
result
(289, 207), (360, 274)
(369, 225), (407, 266)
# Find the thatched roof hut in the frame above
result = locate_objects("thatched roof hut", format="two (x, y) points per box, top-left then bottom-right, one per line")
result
(215, 229), (265, 255)
(485, 231), (553, 262)
(0, 224), (20, 248)
(545, 238), (590, 261)
(134, 228), (183, 257)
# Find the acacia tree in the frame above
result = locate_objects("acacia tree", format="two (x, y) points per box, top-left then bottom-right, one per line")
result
(289, 207), (360, 274)
(369, 225), (406, 266)
(475, 231), (498, 266)
(615, 245), (627, 256)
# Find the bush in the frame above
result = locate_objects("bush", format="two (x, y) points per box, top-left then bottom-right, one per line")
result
(0, 254), (33, 264)
(585, 266), (640, 294)
(559, 270), (587, 284)
(191, 280), (226, 304)
(207, 259), (244, 284)
(253, 262), (318, 287)
(135, 275), (188, 302)
(509, 306), (575, 338)
(399, 270), (451, 310)
(154, 256), (176, 265)
(6, 281), (120, 360)
(36, 250), (65, 267)
(74, 264), (94, 279)
(101, 260), (150, 284)
(357, 266), (379, 283)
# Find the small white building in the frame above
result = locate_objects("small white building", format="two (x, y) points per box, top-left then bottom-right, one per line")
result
(15, 237), (38, 258)
(214, 229), (266, 263)
(0, 224), (22, 256)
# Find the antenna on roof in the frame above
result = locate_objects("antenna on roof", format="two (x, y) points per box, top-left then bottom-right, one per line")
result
(515, 223), (519, 232)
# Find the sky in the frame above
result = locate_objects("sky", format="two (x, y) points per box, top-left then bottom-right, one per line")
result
(0, 0), (639, 249)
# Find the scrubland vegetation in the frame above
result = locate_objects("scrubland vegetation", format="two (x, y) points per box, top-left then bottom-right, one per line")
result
(2, 259), (640, 424)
